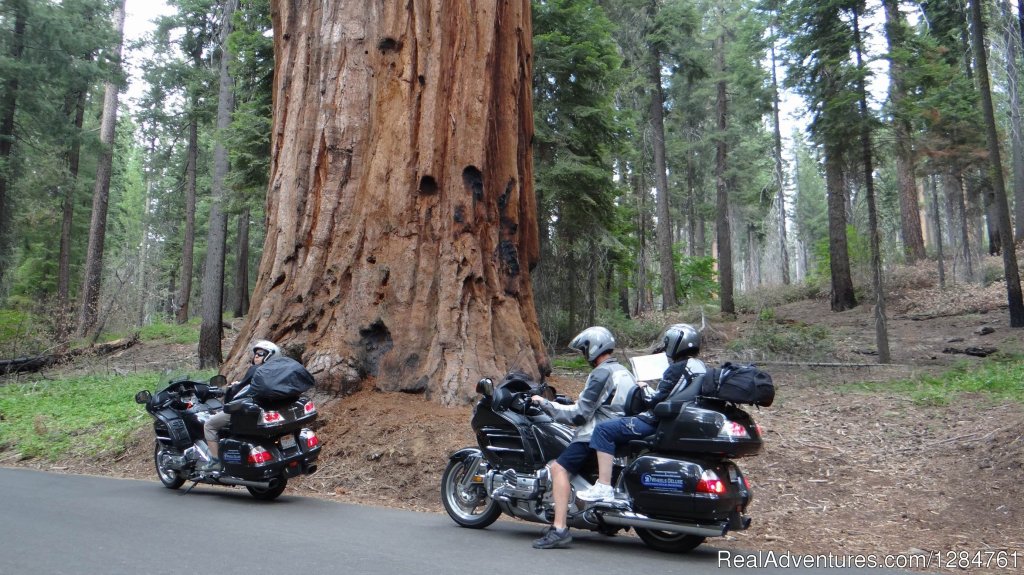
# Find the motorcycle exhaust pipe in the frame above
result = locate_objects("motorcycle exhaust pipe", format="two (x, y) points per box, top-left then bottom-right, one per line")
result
(598, 511), (728, 538)
(217, 476), (277, 490)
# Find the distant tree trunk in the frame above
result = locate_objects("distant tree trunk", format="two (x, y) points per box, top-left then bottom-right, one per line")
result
(57, 86), (88, 344)
(854, 8), (891, 362)
(649, 49), (677, 309)
(883, 0), (926, 264)
(948, 166), (973, 279)
(714, 32), (734, 315)
(176, 114), (199, 324)
(824, 141), (857, 311)
(1004, 0), (1024, 241)
(0, 3), (27, 288)
(138, 182), (152, 327)
(76, 0), (126, 339)
(769, 20), (790, 285)
(930, 175), (946, 287)
(199, 0), (238, 368)
(685, 163), (697, 257)
(230, 0), (548, 403)
(586, 238), (597, 326)
(969, 0), (1024, 326)
(233, 207), (251, 318)
(633, 168), (650, 316)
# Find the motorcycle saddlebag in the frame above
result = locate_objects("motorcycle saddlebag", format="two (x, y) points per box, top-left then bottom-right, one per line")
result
(623, 455), (750, 523)
(250, 356), (315, 401)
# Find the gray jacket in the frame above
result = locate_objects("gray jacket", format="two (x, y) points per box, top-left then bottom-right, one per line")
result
(539, 358), (637, 442)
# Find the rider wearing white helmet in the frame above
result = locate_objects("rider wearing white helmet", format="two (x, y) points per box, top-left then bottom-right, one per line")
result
(199, 339), (280, 473)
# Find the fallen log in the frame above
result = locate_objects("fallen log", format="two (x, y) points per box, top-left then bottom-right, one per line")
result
(0, 333), (140, 376)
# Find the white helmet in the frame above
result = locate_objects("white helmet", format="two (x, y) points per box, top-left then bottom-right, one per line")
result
(569, 326), (616, 363)
(252, 340), (280, 361)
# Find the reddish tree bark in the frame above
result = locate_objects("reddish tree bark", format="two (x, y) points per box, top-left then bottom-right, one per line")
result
(229, 1), (548, 405)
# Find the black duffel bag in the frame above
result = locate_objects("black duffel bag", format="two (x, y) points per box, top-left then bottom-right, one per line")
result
(250, 356), (315, 401)
(700, 362), (774, 407)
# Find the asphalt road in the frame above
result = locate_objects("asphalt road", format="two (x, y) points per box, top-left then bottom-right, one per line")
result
(0, 468), (922, 575)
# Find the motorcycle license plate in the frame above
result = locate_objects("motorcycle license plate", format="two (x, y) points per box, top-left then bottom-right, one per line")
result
(280, 435), (296, 450)
(728, 466), (738, 483)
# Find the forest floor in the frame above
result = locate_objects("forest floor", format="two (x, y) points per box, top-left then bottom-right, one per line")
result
(6, 262), (1024, 572)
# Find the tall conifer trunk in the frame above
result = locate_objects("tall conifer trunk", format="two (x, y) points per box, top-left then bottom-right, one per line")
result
(76, 0), (126, 339)
(714, 32), (733, 315)
(883, 0), (926, 264)
(199, 0), (239, 367)
(0, 3), (27, 288)
(968, 0), (1024, 326)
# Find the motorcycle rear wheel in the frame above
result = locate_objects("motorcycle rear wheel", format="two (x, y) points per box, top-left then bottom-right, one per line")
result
(247, 475), (287, 501)
(153, 442), (186, 489)
(634, 528), (705, 553)
(441, 458), (501, 528)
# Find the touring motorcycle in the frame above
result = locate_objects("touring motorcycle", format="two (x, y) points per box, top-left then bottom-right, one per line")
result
(134, 374), (321, 500)
(440, 372), (761, 552)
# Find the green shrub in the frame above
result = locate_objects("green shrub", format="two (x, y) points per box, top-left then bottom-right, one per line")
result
(675, 254), (718, 303)
(864, 358), (1024, 405)
(139, 319), (200, 344)
(551, 355), (590, 372)
(0, 309), (52, 356)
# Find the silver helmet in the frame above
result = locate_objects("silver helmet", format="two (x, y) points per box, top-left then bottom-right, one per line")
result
(663, 324), (700, 360)
(569, 326), (616, 363)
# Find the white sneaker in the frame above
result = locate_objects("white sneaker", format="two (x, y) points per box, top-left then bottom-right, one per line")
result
(576, 482), (615, 502)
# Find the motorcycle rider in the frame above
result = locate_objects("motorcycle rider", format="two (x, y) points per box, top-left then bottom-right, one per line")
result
(528, 326), (637, 549)
(199, 339), (280, 473)
(576, 323), (707, 502)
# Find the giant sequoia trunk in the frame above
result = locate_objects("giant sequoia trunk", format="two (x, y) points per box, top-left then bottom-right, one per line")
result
(229, 1), (548, 404)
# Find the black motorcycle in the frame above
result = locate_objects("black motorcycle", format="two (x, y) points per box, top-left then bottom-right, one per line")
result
(134, 374), (321, 500)
(440, 373), (761, 552)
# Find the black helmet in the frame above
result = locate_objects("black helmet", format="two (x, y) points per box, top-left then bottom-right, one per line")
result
(663, 324), (700, 360)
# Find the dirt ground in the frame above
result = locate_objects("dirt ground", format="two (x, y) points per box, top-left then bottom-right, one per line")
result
(5, 263), (1024, 572)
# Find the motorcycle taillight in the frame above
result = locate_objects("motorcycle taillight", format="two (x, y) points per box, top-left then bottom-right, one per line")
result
(248, 446), (273, 465)
(718, 420), (750, 439)
(260, 410), (283, 425)
(300, 429), (319, 449)
(696, 470), (725, 495)
(303, 401), (316, 415)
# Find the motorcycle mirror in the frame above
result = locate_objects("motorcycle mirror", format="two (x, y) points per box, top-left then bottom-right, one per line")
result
(209, 374), (227, 387)
(134, 390), (152, 404)
(475, 378), (493, 397)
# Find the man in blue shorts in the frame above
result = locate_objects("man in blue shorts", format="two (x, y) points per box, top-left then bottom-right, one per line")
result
(529, 326), (636, 549)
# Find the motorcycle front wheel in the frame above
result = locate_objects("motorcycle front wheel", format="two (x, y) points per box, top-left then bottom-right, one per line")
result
(634, 528), (705, 553)
(247, 475), (287, 501)
(153, 442), (186, 489)
(441, 458), (501, 528)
